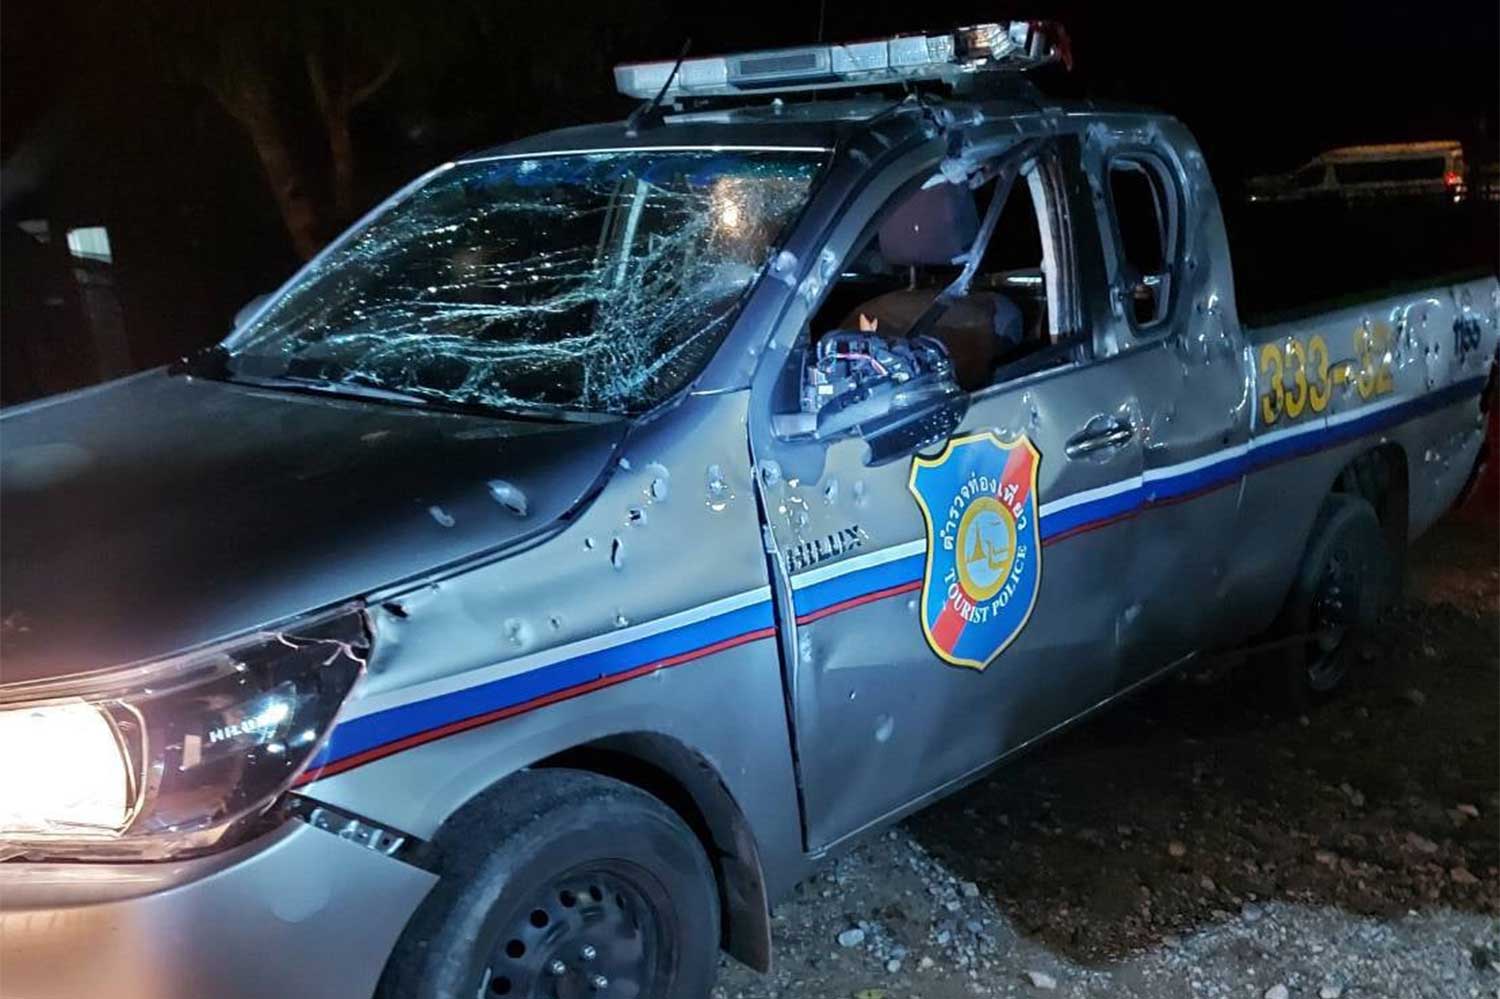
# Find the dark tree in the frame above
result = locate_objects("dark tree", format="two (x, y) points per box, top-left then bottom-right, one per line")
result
(139, 2), (459, 259)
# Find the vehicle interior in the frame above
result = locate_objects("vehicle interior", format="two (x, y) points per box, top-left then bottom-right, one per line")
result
(807, 150), (1073, 394)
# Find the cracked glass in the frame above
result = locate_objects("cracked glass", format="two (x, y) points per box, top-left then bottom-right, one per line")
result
(226, 149), (826, 415)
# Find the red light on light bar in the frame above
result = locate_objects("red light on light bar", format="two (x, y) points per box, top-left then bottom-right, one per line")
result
(1445, 171), (1462, 187)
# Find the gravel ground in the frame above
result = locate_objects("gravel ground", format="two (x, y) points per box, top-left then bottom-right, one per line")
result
(716, 513), (1499, 999)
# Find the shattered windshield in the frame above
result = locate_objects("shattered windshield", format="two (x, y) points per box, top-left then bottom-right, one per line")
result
(225, 149), (825, 415)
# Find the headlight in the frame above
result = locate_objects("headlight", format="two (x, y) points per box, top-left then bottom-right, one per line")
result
(0, 605), (366, 861)
(0, 700), (134, 836)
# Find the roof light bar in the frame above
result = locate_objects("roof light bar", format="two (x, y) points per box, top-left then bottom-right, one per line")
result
(614, 22), (1063, 101)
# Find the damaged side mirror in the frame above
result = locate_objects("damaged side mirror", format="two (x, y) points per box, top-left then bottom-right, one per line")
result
(792, 332), (968, 466)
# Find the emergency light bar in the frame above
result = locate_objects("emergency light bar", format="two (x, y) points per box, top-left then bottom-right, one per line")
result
(614, 22), (1063, 101)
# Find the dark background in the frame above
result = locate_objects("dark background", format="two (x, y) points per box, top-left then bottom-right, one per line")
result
(3, 0), (1497, 404)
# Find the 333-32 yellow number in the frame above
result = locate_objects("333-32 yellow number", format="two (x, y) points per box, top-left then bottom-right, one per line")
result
(1258, 326), (1388, 426)
(1353, 321), (1396, 400)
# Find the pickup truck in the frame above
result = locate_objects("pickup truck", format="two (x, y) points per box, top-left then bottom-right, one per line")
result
(2, 22), (1495, 999)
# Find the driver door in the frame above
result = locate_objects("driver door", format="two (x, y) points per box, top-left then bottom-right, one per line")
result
(752, 135), (1147, 850)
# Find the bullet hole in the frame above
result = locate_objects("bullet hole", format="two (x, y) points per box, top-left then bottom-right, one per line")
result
(771, 249), (798, 287)
(487, 479), (528, 517)
(646, 463), (671, 502)
(503, 618), (530, 648)
(705, 464), (733, 511)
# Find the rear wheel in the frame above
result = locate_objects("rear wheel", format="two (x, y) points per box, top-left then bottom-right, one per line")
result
(1268, 493), (1390, 710)
(379, 770), (720, 999)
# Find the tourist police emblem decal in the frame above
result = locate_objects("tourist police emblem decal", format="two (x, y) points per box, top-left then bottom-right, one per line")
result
(908, 432), (1043, 670)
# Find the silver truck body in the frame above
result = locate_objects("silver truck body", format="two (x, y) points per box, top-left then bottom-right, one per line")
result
(3, 97), (1495, 998)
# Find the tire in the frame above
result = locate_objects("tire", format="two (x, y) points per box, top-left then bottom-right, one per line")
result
(378, 769), (721, 999)
(1267, 493), (1390, 711)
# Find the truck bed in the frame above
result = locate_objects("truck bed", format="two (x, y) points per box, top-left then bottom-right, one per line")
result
(1224, 196), (1498, 327)
(1243, 270), (1498, 546)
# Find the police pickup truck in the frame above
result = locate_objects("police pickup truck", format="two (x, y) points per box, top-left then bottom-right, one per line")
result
(2, 22), (1495, 999)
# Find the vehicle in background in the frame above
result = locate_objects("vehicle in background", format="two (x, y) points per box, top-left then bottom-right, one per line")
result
(1248, 140), (1468, 203)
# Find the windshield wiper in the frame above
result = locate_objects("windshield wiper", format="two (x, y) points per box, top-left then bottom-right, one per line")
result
(228, 371), (439, 408)
(222, 370), (618, 424)
(333, 372), (621, 423)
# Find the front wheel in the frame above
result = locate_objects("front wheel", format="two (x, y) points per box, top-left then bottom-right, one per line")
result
(379, 770), (721, 999)
(1269, 492), (1390, 710)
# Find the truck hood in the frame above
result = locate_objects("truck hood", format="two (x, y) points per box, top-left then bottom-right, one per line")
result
(0, 373), (625, 684)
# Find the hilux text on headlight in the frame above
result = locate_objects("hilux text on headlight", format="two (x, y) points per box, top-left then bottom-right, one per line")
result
(0, 605), (367, 861)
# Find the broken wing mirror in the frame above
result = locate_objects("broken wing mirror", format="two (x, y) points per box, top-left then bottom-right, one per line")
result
(809, 333), (969, 466)
(820, 370), (968, 466)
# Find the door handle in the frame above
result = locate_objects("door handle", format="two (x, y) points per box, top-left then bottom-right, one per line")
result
(1066, 418), (1134, 458)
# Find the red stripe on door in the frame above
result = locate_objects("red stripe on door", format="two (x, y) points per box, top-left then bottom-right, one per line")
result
(998, 445), (1034, 514)
(932, 599), (967, 650)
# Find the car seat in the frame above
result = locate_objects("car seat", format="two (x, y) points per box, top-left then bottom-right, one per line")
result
(840, 181), (1023, 391)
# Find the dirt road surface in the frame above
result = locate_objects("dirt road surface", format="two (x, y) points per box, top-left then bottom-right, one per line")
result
(716, 513), (1499, 999)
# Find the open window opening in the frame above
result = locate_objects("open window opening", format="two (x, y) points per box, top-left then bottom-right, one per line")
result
(769, 145), (1078, 453)
(1106, 156), (1177, 330)
(804, 148), (1076, 391)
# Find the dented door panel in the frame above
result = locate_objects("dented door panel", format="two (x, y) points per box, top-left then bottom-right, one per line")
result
(747, 122), (1154, 849)
(768, 361), (1145, 851)
(1080, 116), (1254, 673)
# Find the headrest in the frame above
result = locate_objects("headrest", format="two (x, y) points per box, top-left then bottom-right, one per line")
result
(877, 181), (979, 268)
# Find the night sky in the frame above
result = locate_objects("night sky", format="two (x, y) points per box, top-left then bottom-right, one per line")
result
(2, 0), (1497, 401)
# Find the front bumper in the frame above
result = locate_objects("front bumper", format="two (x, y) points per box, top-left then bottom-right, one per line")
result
(0, 818), (436, 999)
